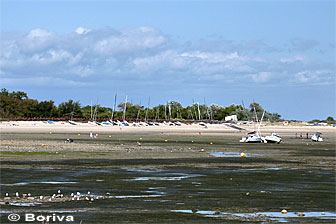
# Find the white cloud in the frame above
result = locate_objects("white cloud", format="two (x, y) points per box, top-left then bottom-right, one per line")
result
(280, 55), (305, 63)
(133, 50), (187, 72)
(0, 27), (334, 88)
(250, 72), (272, 83)
(293, 70), (331, 83)
(22, 29), (57, 52)
(75, 27), (91, 35)
(30, 50), (72, 64)
(93, 26), (167, 55)
(27, 28), (53, 39)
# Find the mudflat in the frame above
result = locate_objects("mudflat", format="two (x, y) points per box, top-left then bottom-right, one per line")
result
(0, 123), (335, 223)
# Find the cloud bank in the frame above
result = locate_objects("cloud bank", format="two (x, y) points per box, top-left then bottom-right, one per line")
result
(1, 26), (334, 89)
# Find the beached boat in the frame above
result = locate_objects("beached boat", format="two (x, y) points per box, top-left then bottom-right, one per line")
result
(198, 122), (207, 126)
(240, 109), (266, 143)
(101, 121), (112, 126)
(139, 121), (148, 126)
(164, 121), (174, 126)
(68, 120), (79, 125)
(88, 121), (100, 126)
(240, 131), (263, 143)
(311, 132), (323, 142)
(263, 133), (282, 144)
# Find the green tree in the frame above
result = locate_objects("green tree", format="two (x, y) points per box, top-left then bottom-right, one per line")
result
(235, 108), (252, 121)
(0, 89), (30, 118)
(58, 100), (82, 118)
(326, 116), (334, 121)
(35, 100), (58, 118)
(9, 91), (28, 100)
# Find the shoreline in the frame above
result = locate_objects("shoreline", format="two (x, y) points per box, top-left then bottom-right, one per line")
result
(1, 121), (335, 136)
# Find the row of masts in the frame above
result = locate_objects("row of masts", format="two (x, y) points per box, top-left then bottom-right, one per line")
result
(89, 94), (215, 122)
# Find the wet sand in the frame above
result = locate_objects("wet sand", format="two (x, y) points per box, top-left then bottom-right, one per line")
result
(0, 122), (335, 223)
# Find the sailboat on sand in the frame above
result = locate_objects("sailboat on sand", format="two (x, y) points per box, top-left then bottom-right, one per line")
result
(240, 109), (282, 144)
(240, 108), (264, 143)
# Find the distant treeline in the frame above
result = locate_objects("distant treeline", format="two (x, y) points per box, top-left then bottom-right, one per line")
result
(0, 88), (283, 121)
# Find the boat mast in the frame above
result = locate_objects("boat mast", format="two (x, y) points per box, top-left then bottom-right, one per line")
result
(123, 95), (127, 121)
(258, 110), (265, 136)
(168, 102), (172, 120)
(197, 102), (201, 120)
(253, 106), (259, 136)
(93, 97), (99, 122)
(145, 96), (150, 121)
(192, 99), (197, 119)
(164, 104), (167, 120)
(90, 100), (93, 121)
(111, 93), (117, 121)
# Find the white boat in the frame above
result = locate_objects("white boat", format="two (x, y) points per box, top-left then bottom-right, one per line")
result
(88, 121), (100, 126)
(240, 109), (265, 143)
(240, 131), (263, 143)
(199, 122), (207, 126)
(68, 120), (79, 125)
(101, 121), (112, 126)
(139, 121), (148, 126)
(263, 133), (282, 144)
(164, 121), (174, 126)
(312, 132), (323, 142)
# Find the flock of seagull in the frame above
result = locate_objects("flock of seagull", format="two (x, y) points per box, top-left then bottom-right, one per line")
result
(1, 190), (108, 204)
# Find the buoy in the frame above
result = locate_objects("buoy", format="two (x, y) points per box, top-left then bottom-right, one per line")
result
(164, 139), (168, 142)
(321, 212), (325, 215)
(109, 135), (112, 138)
(281, 209), (287, 215)
(246, 192), (250, 196)
(210, 142), (213, 145)
(42, 144), (46, 147)
(139, 137), (142, 140)
(78, 133), (80, 136)
(49, 132), (52, 134)
(240, 152), (246, 157)
(201, 148), (205, 152)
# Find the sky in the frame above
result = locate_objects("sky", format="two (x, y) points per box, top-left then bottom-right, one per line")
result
(1, 0), (335, 121)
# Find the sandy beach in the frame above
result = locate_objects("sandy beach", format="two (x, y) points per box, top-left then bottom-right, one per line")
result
(1, 120), (335, 136)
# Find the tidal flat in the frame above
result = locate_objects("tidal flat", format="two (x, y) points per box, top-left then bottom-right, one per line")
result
(1, 132), (335, 223)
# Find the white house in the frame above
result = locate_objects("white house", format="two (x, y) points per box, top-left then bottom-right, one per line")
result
(225, 115), (238, 121)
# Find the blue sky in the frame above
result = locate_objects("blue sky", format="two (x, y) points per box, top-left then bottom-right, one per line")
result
(1, 0), (335, 120)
